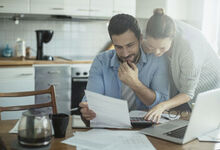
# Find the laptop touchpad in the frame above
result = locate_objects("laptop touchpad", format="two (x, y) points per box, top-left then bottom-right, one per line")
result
(160, 123), (178, 130)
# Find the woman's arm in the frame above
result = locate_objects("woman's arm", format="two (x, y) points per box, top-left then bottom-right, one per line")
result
(144, 93), (190, 123)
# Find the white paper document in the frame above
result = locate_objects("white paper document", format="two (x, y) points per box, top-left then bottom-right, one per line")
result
(9, 120), (20, 133)
(85, 90), (131, 128)
(62, 129), (156, 150)
(72, 115), (87, 128)
(198, 128), (220, 142)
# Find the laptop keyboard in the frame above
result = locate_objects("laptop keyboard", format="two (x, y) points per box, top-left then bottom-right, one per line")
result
(165, 126), (187, 139)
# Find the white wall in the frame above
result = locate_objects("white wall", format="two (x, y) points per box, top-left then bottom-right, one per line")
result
(0, 19), (110, 58)
(136, 0), (167, 19)
(136, 0), (205, 29)
(185, 0), (205, 29)
(166, 0), (188, 21)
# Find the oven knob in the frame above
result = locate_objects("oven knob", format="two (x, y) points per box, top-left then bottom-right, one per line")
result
(83, 72), (88, 76)
(76, 72), (80, 76)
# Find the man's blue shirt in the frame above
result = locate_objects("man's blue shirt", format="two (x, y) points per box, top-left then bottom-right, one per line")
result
(83, 49), (169, 110)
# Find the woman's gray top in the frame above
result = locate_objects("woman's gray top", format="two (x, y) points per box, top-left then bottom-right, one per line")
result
(167, 21), (220, 108)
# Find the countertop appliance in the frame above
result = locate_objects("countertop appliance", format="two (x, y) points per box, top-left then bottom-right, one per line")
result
(18, 109), (52, 147)
(71, 64), (91, 115)
(36, 30), (54, 60)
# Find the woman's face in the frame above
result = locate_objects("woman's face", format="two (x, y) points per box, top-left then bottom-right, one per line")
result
(143, 36), (172, 57)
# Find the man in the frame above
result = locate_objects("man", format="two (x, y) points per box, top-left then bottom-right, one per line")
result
(79, 14), (169, 122)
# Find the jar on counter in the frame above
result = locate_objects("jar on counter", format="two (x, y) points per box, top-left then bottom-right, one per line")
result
(25, 47), (31, 58)
(15, 38), (26, 57)
(2, 44), (13, 57)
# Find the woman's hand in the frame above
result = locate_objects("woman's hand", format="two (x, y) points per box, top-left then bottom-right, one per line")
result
(144, 102), (167, 123)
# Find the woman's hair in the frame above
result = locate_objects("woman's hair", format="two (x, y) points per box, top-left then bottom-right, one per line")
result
(146, 8), (175, 39)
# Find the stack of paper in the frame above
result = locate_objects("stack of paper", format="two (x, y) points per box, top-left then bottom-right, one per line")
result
(198, 128), (220, 142)
(62, 129), (156, 150)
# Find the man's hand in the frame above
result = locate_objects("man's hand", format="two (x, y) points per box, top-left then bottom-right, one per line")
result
(79, 102), (96, 121)
(118, 61), (139, 88)
(144, 102), (166, 123)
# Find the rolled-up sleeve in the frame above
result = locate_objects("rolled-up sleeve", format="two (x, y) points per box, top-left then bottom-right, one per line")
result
(148, 56), (170, 109)
(136, 55), (170, 110)
(81, 56), (105, 102)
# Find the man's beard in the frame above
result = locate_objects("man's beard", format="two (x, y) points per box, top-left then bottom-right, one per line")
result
(117, 51), (141, 64)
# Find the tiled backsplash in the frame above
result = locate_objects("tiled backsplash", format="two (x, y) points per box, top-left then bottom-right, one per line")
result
(0, 18), (147, 57)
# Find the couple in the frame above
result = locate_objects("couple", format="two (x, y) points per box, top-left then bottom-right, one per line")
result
(80, 8), (220, 124)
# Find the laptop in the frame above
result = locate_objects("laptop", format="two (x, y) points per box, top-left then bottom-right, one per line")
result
(140, 88), (220, 144)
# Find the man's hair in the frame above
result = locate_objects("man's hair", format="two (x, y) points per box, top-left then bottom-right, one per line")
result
(108, 14), (141, 40)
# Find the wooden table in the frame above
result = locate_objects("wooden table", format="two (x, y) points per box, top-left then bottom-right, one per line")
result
(0, 119), (219, 150)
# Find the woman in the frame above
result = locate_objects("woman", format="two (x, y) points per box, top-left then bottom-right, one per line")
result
(143, 8), (220, 123)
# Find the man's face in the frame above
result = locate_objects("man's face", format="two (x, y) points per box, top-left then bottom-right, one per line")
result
(111, 30), (141, 63)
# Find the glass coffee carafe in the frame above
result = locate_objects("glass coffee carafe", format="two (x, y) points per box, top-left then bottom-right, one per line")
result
(18, 109), (52, 147)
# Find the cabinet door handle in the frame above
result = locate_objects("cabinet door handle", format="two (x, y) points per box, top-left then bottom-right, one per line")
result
(51, 8), (64, 10)
(48, 71), (60, 74)
(0, 6), (4, 8)
(20, 73), (33, 76)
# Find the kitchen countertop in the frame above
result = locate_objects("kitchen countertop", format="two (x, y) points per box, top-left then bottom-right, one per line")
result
(0, 57), (93, 66)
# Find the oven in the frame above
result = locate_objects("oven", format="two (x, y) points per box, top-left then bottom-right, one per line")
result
(71, 64), (91, 115)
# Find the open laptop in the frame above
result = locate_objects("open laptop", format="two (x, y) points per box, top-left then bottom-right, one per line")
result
(140, 88), (220, 144)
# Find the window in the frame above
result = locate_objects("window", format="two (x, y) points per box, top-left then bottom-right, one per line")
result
(202, 0), (220, 54)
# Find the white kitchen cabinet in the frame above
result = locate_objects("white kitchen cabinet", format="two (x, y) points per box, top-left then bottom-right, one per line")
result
(0, 67), (35, 120)
(0, 0), (29, 14)
(0, 0), (136, 18)
(65, 0), (90, 16)
(30, 0), (64, 15)
(65, 0), (113, 17)
(90, 0), (113, 17)
(113, 0), (136, 16)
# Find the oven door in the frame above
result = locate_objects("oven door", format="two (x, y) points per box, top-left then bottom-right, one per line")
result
(71, 77), (88, 115)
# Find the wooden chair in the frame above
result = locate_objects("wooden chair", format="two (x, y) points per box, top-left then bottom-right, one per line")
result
(0, 85), (57, 120)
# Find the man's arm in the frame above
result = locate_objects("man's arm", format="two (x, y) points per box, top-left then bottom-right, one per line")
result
(118, 62), (156, 106)
(119, 56), (169, 107)
(130, 79), (156, 106)
(147, 55), (170, 107)
(80, 56), (104, 123)
(85, 57), (105, 95)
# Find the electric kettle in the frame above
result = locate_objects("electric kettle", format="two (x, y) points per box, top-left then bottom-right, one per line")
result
(18, 109), (52, 147)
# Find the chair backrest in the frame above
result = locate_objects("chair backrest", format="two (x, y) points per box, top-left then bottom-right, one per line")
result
(0, 85), (57, 120)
